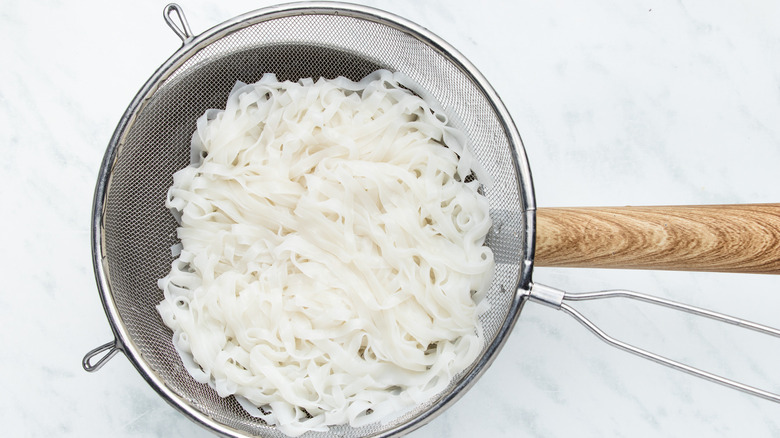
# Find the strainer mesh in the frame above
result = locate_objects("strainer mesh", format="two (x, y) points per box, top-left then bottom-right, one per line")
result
(100, 9), (526, 438)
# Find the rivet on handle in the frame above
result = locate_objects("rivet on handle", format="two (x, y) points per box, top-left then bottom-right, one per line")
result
(83, 340), (121, 372)
(164, 3), (194, 43)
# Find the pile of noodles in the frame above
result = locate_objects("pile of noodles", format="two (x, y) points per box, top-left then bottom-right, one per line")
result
(157, 70), (494, 436)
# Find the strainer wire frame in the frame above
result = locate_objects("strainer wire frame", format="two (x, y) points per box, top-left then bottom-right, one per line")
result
(89, 2), (537, 437)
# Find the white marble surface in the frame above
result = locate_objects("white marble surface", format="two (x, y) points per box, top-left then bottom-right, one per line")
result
(2, 0), (779, 437)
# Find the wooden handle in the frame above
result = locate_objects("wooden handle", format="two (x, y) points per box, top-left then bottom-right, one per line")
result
(535, 204), (780, 274)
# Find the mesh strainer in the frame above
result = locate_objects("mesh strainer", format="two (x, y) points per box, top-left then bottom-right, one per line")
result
(83, 3), (780, 437)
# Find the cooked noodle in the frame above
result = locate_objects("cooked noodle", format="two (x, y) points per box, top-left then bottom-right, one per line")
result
(157, 70), (494, 436)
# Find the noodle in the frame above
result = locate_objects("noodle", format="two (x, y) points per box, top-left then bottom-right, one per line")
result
(157, 70), (494, 436)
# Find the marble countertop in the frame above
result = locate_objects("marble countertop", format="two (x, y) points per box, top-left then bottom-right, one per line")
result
(3, 0), (779, 436)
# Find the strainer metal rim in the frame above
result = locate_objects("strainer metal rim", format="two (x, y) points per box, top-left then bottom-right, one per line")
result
(90, 2), (537, 437)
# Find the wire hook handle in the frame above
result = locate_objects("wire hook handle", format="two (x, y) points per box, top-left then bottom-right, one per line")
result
(528, 283), (780, 403)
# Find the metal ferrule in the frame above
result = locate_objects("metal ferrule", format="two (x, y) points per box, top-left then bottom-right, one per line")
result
(527, 283), (565, 309)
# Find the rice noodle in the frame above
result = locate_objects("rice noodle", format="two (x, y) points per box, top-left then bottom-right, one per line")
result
(157, 70), (494, 436)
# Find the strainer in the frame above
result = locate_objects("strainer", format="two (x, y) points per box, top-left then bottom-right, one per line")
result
(83, 3), (780, 437)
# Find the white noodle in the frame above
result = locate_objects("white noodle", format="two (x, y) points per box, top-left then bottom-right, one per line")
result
(157, 70), (494, 436)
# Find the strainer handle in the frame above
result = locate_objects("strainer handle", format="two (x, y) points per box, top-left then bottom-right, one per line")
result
(535, 203), (780, 274)
(527, 283), (780, 403)
(83, 339), (121, 372)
